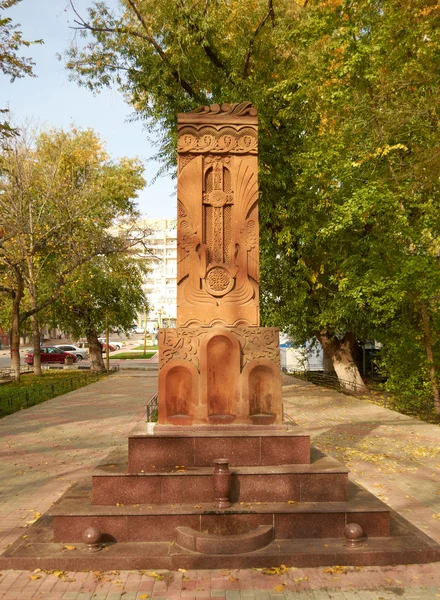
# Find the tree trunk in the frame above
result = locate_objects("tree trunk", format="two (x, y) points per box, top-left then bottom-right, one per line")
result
(318, 331), (366, 393)
(31, 313), (42, 376)
(420, 300), (440, 415)
(10, 278), (24, 381)
(87, 331), (105, 371)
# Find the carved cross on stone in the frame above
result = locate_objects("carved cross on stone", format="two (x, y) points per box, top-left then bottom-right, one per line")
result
(203, 157), (234, 267)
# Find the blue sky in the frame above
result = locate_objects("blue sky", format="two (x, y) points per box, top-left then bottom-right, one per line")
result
(0, 0), (176, 219)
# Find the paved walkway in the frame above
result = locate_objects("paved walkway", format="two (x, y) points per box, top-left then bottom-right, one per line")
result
(0, 372), (439, 599)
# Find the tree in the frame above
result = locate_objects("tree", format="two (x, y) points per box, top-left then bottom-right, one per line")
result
(55, 253), (148, 371)
(0, 125), (146, 379)
(64, 0), (440, 409)
(0, 0), (42, 140)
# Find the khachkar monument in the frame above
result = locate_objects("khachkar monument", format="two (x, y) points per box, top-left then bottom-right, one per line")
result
(2, 104), (438, 572)
(158, 102), (282, 426)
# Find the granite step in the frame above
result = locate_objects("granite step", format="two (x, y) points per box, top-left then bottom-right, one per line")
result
(91, 457), (349, 505)
(50, 481), (390, 543)
(2, 515), (439, 570)
(128, 423), (311, 471)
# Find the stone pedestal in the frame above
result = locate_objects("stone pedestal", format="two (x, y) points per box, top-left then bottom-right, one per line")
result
(158, 326), (282, 425)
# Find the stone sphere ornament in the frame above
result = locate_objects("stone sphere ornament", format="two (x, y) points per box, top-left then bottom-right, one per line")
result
(344, 523), (364, 548)
(82, 526), (102, 552)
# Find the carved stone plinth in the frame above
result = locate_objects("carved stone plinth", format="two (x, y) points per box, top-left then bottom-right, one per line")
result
(158, 326), (282, 425)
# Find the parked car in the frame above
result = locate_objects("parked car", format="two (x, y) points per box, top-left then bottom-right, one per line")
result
(101, 343), (116, 353)
(54, 344), (88, 361)
(98, 338), (123, 350)
(76, 341), (89, 349)
(24, 347), (78, 366)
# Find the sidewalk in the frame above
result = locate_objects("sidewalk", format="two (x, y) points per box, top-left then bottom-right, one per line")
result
(0, 371), (439, 599)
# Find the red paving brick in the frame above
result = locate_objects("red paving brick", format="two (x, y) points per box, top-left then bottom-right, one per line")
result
(0, 370), (439, 599)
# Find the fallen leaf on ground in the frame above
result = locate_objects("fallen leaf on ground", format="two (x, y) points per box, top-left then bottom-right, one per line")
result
(287, 500), (296, 504)
(262, 565), (288, 576)
(229, 576), (237, 582)
(274, 584), (285, 591)
(146, 571), (164, 581)
(138, 595), (149, 599)
(29, 575), (41, 580)
(323, 566), (347, 575)
(178, 568), (187, 573)
(64, 545), (76, 550)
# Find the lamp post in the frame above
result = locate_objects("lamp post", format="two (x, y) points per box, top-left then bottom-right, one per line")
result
(143, 305), (148, 355)
(158, 307), (164, 329)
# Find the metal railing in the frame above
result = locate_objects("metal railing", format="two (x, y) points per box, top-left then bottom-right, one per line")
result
(146, 391), (158, 422)
(289, 370), (384, 397)
(0, 370), (105, 418)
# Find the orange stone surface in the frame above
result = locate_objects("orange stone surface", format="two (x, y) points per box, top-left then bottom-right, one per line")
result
(159, 103), (282, 425)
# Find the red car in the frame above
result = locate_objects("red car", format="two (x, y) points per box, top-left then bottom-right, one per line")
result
(24, 346), (78, 365)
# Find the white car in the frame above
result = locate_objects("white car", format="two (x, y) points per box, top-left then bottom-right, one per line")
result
(98, 338), (123, 350)
(54, 344), (88, 361)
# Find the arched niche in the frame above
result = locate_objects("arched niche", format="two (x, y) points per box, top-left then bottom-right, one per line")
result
(242, 358), (282, 425)
(158, 359), (199, 425)
(200, 329), (240, 423)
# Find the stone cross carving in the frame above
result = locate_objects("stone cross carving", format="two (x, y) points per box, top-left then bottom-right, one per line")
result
(176, 102), (259, 328)
(158, 102), (282, 426)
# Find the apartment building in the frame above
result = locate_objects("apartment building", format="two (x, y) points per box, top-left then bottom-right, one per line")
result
(137, 218), (177, 332)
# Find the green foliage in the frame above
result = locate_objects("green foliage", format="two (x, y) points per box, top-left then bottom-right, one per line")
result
(0, 370), (102, 417)
(0, 0), (43, 139)
(55, 253), (148, 341)
(64, 0), (440, 411)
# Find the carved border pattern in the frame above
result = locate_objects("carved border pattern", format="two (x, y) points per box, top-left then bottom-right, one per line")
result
(191, 102), (257, 117)
(159, 327), (279, 370)
(178, 125), (257, 155)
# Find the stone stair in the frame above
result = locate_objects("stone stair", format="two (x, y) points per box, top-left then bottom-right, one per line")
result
(1, 422), (439, 569)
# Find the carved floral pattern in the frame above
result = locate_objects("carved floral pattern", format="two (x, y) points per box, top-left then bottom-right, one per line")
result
(190, 102), (257, 117)
(178, 125), (257, 154)
(206, 267), (231, 291)
(159, 327), (280, 371)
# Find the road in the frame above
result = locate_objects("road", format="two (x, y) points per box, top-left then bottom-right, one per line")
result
(0, 334), (155, 370)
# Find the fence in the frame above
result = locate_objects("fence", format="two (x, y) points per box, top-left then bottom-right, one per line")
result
(0, 371), (103, 418)
(146, 391), (158, 422)
(290, 370), (385, 398)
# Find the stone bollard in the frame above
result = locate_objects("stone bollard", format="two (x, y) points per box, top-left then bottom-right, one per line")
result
(344, 523), (364, 548)
(212, 458), (232, 509)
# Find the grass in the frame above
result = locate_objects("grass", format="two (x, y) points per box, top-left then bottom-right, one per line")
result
(133, 344), (158, 351)
(0, 370), (103, 418)
(109, 352), (155, 360)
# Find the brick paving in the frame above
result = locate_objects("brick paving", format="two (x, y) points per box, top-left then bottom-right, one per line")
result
(0, 371), (439, 599)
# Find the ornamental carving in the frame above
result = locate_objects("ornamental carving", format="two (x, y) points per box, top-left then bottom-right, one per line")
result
(159, 327), (280, 371)
(190, 102), (258, 117)
(178, 125), (257, 155)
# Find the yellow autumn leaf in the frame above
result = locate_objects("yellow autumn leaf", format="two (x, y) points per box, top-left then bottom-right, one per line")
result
(178, 568), (187, 573)
(64, 545), (76, 550)
(432, 513), (440, 520)
(229, 576), (237, 583)
(29, 575), (41, 580)
(323, 565), (347, 575)
(146, 572), (164, 580)
(262, 565), (288, 576)
(53, 570), (65, 578)
(287, 500), (296, 504)
(274, 584), (285, 592)
(138, 595), (149, 599)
